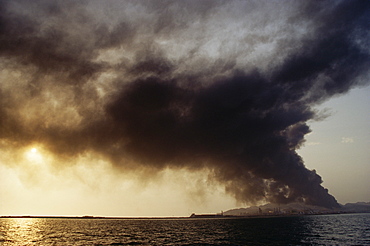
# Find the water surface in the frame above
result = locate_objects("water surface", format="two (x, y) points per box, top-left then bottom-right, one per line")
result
(1, 213), (369, 245)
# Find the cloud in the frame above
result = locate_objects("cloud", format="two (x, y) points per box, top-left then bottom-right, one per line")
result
(0, 0), (369, 208)
(341, 137), (354, 144)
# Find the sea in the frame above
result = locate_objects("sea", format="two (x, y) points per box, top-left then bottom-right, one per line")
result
(0, 213), (369, 245)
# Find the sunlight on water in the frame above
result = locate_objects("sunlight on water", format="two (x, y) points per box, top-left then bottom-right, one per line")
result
(0, 218), (42, 245)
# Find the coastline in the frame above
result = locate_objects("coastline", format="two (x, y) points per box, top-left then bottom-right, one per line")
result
(1, 211), (369, 220)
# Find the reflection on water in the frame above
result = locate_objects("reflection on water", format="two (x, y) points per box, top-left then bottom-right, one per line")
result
(1, 218), (42, 245)
(0, 213), (369, 245)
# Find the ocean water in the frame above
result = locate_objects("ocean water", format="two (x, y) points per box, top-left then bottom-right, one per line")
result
(0, 213), (369, 245)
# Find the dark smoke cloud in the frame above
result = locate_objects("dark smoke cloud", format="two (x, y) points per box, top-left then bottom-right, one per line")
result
(1, 0), (369, 208)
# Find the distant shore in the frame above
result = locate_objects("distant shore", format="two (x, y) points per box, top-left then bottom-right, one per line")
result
(0, 215), (187, 220)
(1, 211), (369, 220)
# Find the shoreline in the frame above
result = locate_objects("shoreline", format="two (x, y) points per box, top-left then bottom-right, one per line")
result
(1, 211), (369, 220)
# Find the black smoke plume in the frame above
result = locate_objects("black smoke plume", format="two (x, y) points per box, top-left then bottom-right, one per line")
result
(1, 0), (369, 208)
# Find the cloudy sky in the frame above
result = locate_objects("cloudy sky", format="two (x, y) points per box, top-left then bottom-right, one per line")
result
(0, 0), (369, 216)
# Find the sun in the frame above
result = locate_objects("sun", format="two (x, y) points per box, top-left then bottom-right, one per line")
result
(25, 147), (43, 164)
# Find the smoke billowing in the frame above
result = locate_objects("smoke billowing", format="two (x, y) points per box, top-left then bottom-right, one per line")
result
(1, 0), (369, 208)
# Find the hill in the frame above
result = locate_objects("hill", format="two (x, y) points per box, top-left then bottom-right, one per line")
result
(223, 202), (370, 216)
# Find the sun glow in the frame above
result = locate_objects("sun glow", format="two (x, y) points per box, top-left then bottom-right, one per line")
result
(25, 147), (43, 164)
(3, 218), (41, 244)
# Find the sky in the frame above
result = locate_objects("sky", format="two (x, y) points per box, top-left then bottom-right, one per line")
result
(0, 0), (369, 217)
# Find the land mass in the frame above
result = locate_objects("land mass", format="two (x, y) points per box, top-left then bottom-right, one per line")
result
(1, 202), (369, 219)
(190, 202), (370, 218)
(221, 201), (370, 216)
